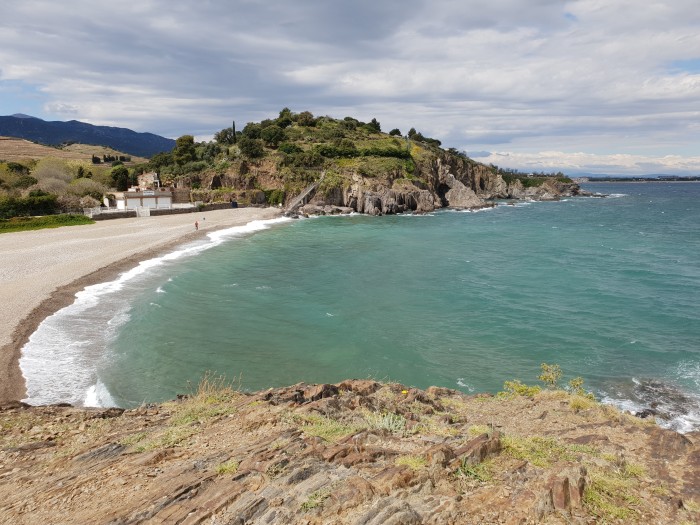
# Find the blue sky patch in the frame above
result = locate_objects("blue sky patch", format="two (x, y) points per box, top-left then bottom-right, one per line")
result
(668, 58), (700, 74)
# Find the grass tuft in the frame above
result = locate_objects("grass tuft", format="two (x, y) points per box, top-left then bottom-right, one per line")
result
(395, 455), (427, 471)
(216, 459), (239, 475)
(295, 413), (364, 443)
(301, 488), (332, 511)
(363, 410), (408, 436)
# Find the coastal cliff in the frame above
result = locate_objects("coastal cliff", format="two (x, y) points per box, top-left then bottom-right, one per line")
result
(155, 110), (583, 216)
(2, 379), (698, 524)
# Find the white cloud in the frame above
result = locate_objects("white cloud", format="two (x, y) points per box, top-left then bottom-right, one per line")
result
(473, 150), (700, 175)
(0, 0), (697, 174)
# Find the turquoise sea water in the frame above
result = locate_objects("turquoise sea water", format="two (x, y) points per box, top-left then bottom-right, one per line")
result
(20, 183), (700, 431)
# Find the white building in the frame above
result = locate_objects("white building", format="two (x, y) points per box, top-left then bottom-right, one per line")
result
(115, 188), (173, 210)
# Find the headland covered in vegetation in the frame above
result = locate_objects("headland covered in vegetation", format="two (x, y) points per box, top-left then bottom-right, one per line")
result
(1, 108), (584, 224)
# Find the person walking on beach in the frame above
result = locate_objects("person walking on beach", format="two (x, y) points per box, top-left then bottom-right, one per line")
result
(194, 220), (199, 231)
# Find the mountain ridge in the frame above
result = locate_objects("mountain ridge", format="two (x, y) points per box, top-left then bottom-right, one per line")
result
(0, 115), (175, 158)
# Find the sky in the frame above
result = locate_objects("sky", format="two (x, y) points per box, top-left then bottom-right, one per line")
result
(1, 0), (699, 176)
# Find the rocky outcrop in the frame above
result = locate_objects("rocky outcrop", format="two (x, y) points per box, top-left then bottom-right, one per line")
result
(293, 150), (587, 216)
(506, 178), (584, 200)
(1, 381), (698, 524)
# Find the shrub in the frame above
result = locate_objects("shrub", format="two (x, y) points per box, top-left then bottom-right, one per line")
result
(264, 188), (285, 205)
(389, 128), (402, 136)
(238, 137), (265, 158)
(261, 124), (286, 147)
(499, 380), (541, 398)
(538, 363), (562, 389)
(279, 142), (303, 154)
(296, 111), (316, 127)
(13, 175), (37, 189)
(0, 193), (59, 218)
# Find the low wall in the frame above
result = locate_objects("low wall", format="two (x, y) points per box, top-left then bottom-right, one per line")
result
(89, 203), (248, 220)
(150, 207), (193, 216)
(91, 211), (137, 220)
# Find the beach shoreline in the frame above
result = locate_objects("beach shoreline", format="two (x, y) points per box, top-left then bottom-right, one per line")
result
(0, 206), (283, 403)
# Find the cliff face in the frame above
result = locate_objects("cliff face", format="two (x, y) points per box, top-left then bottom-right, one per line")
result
(1, 380), (697, 524)
(297, 152), (583, 216)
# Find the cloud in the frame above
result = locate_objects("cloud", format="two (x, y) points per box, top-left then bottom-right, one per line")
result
(472, 150), (700, 176)
(0, 0), (698, 174)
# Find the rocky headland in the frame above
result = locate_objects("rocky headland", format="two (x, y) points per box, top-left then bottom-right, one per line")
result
(160, 111), (589, 218)
(1, 379), (697, 524)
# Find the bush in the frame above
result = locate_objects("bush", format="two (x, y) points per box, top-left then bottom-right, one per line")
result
(389, 128), (402, 136)
(281, 149), (324, 167)
(260, 125), (286, 147)
(0, 193), (59, 218)
(296, 111), (316, 127)
(242, 122), (262, 139)
(538, 363), (562, 389)
(238, 137), (265, 158)
(264, 188), (285, 205)
(279, 142), (303, 154)
(13, 175), (38, 189)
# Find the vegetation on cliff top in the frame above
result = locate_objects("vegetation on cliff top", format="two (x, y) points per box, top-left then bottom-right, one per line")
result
(1, 108), (573, 216)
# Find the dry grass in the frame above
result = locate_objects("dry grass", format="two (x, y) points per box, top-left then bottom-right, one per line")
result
(0, 136), (146, 164)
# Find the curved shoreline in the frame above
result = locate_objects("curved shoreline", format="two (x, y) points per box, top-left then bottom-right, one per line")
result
(0, 207), (283, 403)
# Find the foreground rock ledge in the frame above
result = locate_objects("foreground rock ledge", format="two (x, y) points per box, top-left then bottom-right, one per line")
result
(1, 380), (698, 524)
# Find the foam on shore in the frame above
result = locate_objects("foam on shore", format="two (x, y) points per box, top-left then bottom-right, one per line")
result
(19, 216), (291, 407)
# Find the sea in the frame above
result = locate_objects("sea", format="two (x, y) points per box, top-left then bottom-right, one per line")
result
(19, 182), (700, 432)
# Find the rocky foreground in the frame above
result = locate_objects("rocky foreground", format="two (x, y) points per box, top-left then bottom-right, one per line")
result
(1, 380), (698, 524)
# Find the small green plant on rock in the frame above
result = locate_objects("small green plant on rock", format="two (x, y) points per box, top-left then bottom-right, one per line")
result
(498, 380), (541, 398)
(216, 459), (239, 475)
(395, 455), (427, 471)
(294, 413), (365, 443)
(538, 363), (562, 389)
(301, 487), (331, 511)
(456, 459), (493, 483)
(363, 410), (408, 436)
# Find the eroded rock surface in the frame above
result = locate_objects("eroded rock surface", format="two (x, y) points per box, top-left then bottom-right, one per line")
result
(1, 381), (697, 524)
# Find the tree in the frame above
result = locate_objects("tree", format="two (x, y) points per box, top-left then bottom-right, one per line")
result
(242, 122), (262, 139)
(296, 111), (316, 127)
(238, 137), (265, 158)
(277, 107), (293, 128)
(173, 135), (196, 166)
(368, 118), (381, 132)
(214, 127), (235, 145)
(148, 151), (174, 171)
(261, 125), (285, 147)
(111, 165), (130, 191)
(389, 128), (401, 136)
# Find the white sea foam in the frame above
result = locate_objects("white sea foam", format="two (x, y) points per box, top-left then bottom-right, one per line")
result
(19, 216), (292, 408)
(84, 379), (117, 407)
(456, 378), (475, 392)
(599, 374), (700, 433)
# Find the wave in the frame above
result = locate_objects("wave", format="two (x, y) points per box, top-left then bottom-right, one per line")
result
(599, 376), (700, 433)
(19, 216), (291, 408)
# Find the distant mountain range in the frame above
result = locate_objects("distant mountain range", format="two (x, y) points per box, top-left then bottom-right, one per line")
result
(0, 114), (175, 158)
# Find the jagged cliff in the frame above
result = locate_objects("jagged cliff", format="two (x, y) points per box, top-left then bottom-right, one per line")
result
(1, 380), (698, 524)
(169, 112), (582, 216)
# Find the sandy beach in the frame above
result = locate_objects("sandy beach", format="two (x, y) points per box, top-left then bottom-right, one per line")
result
(0, 206), (282, 403)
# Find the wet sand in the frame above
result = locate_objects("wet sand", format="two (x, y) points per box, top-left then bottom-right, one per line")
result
(0, 207), (282, 403)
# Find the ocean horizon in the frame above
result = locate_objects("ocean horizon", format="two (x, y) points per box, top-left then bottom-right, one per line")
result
(20, 182), (700, 432)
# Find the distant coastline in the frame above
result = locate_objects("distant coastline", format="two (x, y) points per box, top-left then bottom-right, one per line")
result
(579, 177), (700, 183)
